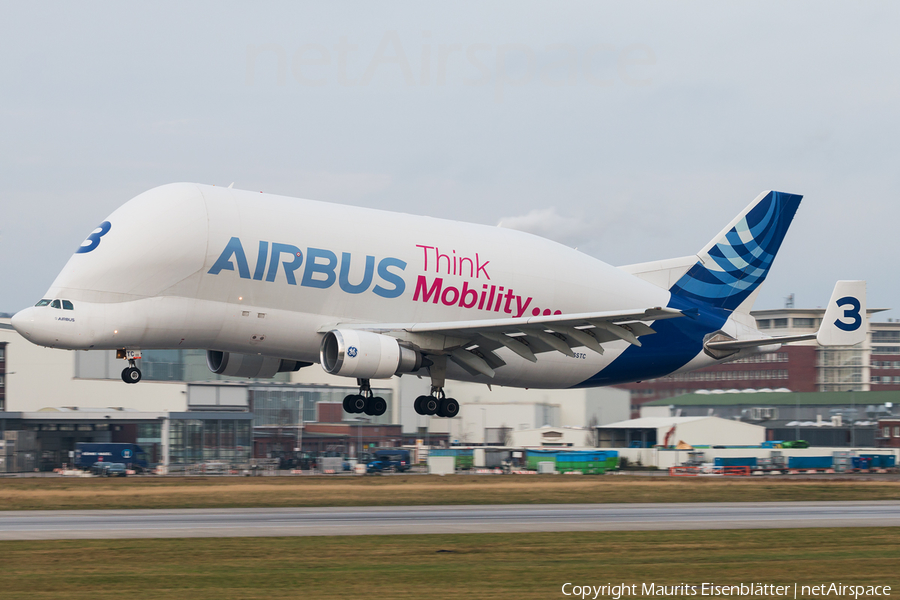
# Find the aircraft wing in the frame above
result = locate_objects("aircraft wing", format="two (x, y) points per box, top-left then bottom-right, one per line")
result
(322, 306), (696, 378)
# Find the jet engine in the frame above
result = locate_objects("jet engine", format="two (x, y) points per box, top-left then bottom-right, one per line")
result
(206, 351), (307, 379)
(320, 329), (424, 379)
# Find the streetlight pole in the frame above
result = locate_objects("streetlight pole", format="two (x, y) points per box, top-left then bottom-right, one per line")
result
(358, 417), (369, 459)
(296, 397), (303, 470)
(480, 408), (486, 446)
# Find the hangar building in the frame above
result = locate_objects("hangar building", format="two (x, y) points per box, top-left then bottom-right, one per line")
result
(595, 416), (766, 448)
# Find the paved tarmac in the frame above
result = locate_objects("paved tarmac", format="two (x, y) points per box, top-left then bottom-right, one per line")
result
(2, 501), (900, 540)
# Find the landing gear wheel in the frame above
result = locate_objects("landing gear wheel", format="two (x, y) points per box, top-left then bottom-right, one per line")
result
(370, 397), (387, 417)
(121, 367), (142, 384)
(423, 396), (439, 415)
(350, 394), (367, 413)
(439, 397), (460, 418)
(414, 396), (428, 415)
(342, 395), (356, 413)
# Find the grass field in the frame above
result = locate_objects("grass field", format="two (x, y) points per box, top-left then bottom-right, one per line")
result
(1, 474), (899, 511)
(2, 528), (898, 599)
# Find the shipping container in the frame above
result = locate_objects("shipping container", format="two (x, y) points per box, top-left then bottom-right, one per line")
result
(526, 450), (618, 474)
(431, 448), (474, 469)
(714, 457), (758, 468)
(859, 454), (896, 469)
(787, 456), (832, 469)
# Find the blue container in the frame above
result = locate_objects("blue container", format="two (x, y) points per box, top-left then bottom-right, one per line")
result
(714, 457), (758, 467)
(787, 456), (832, 469)
(852, 457), (872, 469)
(859, 454), (896, 469)
(431, 448), (473, 457)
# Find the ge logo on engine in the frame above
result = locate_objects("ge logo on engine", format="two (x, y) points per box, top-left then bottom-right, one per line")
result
(347, 346), (358, 358)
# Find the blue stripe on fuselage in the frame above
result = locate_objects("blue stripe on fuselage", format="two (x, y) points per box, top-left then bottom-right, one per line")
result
(571, 294), (729, 388)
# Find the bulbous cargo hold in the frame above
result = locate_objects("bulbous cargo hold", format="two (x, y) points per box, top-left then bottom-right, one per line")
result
(320, 329), (425, 379)
(206, 351), (307, 378)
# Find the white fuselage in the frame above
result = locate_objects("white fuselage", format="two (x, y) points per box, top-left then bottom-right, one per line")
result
(13, 183), (754, 388)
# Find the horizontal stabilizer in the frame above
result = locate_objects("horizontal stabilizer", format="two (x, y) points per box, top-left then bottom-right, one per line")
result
(704, 280), (868, 355)
(705, 333), (816, 352)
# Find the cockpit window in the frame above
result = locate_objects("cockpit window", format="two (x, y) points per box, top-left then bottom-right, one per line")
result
(62, 300), (74, 310)
(35, 299), (52, 307)
(50, 300), (61, 309)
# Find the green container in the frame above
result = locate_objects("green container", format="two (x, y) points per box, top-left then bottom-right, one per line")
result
(455, 455), (474, 469)
(526, 450), (618, 474)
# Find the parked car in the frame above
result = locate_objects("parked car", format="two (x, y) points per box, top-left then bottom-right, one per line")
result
(91, 462), (128, 477)
(366, 449), (410, 474)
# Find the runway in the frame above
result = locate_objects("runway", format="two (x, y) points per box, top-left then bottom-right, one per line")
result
(2, 501), (899, 540)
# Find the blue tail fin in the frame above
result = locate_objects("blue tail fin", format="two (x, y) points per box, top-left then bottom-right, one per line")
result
(669, 190), (802, 312)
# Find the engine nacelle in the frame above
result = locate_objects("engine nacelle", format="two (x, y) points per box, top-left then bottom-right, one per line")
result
(320, 329), (423, 379)
(206, 351), (306, 379)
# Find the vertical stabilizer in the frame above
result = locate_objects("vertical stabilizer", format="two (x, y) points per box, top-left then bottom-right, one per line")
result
(669, 190), (802, 312)
(817, 281), (867, 346)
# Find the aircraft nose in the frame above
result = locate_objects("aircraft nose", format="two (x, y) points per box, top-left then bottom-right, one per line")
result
(11, 307), (35, 339)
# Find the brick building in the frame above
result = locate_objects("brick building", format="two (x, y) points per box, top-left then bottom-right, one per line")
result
(877, 418), (900, 448)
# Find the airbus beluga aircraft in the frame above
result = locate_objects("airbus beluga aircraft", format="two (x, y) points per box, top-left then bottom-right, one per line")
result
(12, 184), (866, 419)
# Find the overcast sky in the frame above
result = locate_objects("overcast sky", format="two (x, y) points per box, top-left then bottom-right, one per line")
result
(2, 2), (898, 318)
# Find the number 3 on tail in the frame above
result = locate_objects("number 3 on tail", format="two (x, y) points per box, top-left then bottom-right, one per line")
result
(834, 296), (862, 331)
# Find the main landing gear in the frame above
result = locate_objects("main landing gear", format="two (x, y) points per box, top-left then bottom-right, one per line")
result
(414, 388), (459, 418)
(413, 355), (459, 418)
(343, 379), (387, 417)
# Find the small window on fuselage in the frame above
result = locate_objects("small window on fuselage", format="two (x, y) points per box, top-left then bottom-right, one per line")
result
(35, 299), (51, 307)
(62, 300), (74, 310)
(50, 300), (61, 309)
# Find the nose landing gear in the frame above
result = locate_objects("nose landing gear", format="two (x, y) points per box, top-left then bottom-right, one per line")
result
(121, 362), (142, 384)
(342, 379), (387, 416)
(117, 349), (142, 384)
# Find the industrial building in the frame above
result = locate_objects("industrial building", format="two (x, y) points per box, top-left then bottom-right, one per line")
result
(640, 390), (897, 447)
(0, 408), (252, 472)
(507, 426), (596, 448)
(595, 416), (766, 449)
